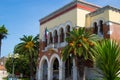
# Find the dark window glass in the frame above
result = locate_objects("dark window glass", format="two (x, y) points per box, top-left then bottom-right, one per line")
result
(60, 28), (64, 42)
(49, 32), (53, 44)
(54, 30), (58, 43)
(93, 22), (98, 34)
(66, 25), (70, 37)
(99, 20), (103, 34)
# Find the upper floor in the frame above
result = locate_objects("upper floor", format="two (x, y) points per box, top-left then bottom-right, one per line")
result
(39, 0), (120, 52)
(39, 0), (99, 39)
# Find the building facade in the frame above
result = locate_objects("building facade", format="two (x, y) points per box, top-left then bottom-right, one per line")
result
(37, 0), (120, 80)
(0, 57), (8, 79)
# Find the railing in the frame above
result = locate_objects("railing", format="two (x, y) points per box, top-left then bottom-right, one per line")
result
(44, 41), (68, 52)
(47, 43), (54, 49)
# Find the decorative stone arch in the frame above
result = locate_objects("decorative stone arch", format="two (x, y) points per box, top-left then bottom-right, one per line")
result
(39, 55), (49, 71)
(39, 55), (49, 80)
(91, 19), (99, 27)
(97, 17), (105, 23)
(91, 17), (105, 26)
(49, 53), (62, 80)
(58, 24), (65, 35)
(65, 21), (73, 31)
(91, 17), (105, 37)
(49, 53), (61, 66)
(54, 26), (59, 31)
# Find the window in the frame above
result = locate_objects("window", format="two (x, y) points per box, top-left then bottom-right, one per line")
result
(49, 32), (53, 44)
(54, 30), (58, 43)
(60, 28), (64, 42)
(66, 25), (70, 37)
(99, 20), (103, 34)
(93, 22), (98, 34)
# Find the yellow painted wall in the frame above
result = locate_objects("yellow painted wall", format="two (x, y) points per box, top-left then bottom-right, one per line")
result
(40, 6), (120, 39)
(85, 15), (91, 27)
(86, 10), (109, 27)
(40, 8), (91, 39)
(77, 8), (90, 27)
(40, 8), (77, 39)
(109, 10), (120, 23)
(86, 9), (120, 27)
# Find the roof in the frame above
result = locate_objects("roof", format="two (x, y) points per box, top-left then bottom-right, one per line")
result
(87, 5), (120, 17)
(40, 0), (100, 25)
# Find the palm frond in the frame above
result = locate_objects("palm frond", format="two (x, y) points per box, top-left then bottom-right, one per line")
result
(92, 39), (120, 80)
(62, 27), (99, 62)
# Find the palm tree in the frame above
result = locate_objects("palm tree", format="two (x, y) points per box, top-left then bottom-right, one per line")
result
(0, 25), (8, 57)
(14, 35), (39, 80)
(62, 27), (99, 80)
(92, 39), (120, 80)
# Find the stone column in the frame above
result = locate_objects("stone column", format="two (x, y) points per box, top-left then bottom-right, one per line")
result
(98, 24), (103, 37)
(53, 34), (55, 44)
(59, 63), (65, 80)
(73, 59), (78, 80)
(37, 67), (40, 80)
(39, 67), (43, 80)
(64, 30), (66, 42)
(48, 66), (53, 80)
(58, 34), (60, 47)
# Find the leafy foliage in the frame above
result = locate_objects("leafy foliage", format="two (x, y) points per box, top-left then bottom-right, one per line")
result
(0, 25), (8, 57)
(62, 27), (99, 61)
(0, 25), (8, 39)
(5, 55), (30, 76)
(92, 39), (120, 80)
(14, 35), (39, 57)
(14, 34), (39, 80)
(5, 57), (13, 73)
(62, 27), (100, 80)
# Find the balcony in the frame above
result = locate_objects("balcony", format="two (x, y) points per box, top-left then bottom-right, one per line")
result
(47, 43), (54, 49)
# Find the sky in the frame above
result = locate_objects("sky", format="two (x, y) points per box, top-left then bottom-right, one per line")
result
(0, 0), (120, 57)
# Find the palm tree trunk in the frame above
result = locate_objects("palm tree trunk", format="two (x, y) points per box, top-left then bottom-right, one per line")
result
(78, 65), (85, 80)
(75, 56), (86, 80)
(29, 54), (34, 80)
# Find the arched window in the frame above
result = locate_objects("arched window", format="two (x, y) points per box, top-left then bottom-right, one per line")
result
(66, 25), (70, 37)
(99, 20), (103, 34)
(93, 22), (98, 34)
(54, 30), (58, 43)
(45, 38), (47, 47)
(65, 56), (73, 79)
(60, 28), (64, 42)
(49, 32), (53, 44)
(43, 60), (48, 80)
(53, 58), (59, 80)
